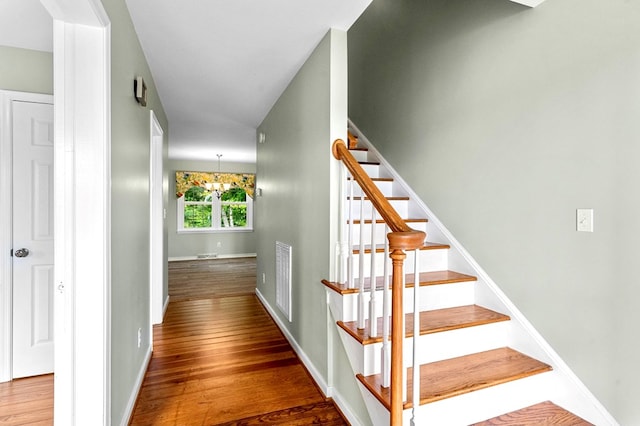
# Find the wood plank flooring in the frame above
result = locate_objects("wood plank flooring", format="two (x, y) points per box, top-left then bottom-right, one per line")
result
(168, 257), (258, 301)
(130, 257), (347, 425)
(0, 258), (345, 426)
(0, 374), (53, 425)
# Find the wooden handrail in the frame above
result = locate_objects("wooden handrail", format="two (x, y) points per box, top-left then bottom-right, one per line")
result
(333, 140), (422, 238)
(333, 138), (425, 425)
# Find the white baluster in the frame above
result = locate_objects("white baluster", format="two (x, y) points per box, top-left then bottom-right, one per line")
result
(357, 193), (366, 329)
(381, 224), (391, 388)
(347, 176), (354, 289)
(410, 247), (421, 426)
(368, 207), (378, 338)
(402, 267), (407, 403)
(338, 164), (347, 284)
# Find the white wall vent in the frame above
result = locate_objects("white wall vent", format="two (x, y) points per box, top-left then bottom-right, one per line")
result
(275, 241), (292, 322)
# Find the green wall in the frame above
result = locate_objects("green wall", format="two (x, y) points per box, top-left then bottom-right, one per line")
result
(349, 0), (639, 423)
(168, 158), (257, 258)
(0, 46), (52, 94)
(100, 0), (169, 423)
(257, 29), (369, 424)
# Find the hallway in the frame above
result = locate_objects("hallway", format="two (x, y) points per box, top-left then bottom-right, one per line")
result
(129, 257), (347, 425)
(0, 258), (346, 425)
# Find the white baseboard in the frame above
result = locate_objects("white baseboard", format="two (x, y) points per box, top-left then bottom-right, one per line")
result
(330, 387), (368, 426)
(168, 253), (256, 262)
(255, 288), (368, 425)
(255, 288), (329, 395)
(120, 346), (152, 426)
(162, 295), (170, 319)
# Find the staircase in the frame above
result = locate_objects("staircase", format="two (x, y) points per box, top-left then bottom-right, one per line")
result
(322, 124), (615, 425)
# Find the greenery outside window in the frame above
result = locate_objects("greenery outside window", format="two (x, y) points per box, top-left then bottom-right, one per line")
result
(176, 171), (255, 232)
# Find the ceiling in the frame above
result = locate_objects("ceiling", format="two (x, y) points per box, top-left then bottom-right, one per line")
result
(0, 0), (52, 52)
(1, 0), (371, 163)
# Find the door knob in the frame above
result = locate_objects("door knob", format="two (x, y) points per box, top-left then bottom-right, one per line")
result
(14, 248), (29, 258)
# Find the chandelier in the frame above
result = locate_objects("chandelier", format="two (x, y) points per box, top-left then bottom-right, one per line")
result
(204, 154), (230, 199)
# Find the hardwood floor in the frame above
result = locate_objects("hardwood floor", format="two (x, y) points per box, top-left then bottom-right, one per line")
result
(0, 257), (345, 426)
(0, 374), (53, 425)
(168, 258), (258, 302)
(130, 257), (347, 425)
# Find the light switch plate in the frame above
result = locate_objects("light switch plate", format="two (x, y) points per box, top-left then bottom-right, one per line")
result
(577, 209), (593, 232)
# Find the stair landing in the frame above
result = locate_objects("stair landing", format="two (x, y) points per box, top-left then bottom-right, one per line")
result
(471, 400), (594, 425)
(357, 347), (552, 410)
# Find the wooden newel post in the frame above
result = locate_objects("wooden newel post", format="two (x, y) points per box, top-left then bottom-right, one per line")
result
(389, 247), (406, 426)
(388, 230), (425, 426)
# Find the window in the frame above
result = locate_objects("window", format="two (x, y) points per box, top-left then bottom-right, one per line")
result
(176, 171), (255, 233)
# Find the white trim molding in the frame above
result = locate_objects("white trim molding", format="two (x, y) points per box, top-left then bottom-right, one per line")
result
(168, 253), (257, 262)
(119, 346), (152, 426)
(40, 0), (112, 423)
(255, 288), (329, 394)
(256, 288), (368, 425)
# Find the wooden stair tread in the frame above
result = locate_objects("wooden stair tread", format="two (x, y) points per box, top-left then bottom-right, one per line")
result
(347, 130), (360, 149)
(348, 218), (427, 224)
(348, 196), (408, 201)
(352, 241), (448, 254)
(337, 305), (510, 345)
(348, 176), (391, 181)
(322, 270), (477, 295)
(357, 347), (552, 410)
(471, 400), (594, 425)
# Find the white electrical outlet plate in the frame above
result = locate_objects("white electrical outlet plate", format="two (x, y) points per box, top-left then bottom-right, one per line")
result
(577, 209), (594, 232)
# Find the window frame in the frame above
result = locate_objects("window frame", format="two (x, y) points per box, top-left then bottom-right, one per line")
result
(177, 192), (253, 233)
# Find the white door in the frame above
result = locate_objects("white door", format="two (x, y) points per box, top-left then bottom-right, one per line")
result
(11, 100), (54, 378)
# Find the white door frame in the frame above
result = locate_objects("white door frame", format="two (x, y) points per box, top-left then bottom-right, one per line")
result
(39, 0), (112, 424)
(0, 90), (54, 383)
(150, 110), (164, 327)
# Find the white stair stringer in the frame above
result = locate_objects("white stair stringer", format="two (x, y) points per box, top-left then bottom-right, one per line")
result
(338, 119), (618, 425)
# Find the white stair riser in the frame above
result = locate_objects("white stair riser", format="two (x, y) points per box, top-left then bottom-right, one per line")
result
(358, 321), (510, 376)
(347, 180), (394, 197)
(330, 281), (476, 323)
(359, 163), (381, 177)
(348, 149), (370, 163)
(358, 371), (559, 426)
(405, 372), (560, 426)
(347, 199), (409, 219)
(348, 221), (428, 246)
(349, 249), (448, 279)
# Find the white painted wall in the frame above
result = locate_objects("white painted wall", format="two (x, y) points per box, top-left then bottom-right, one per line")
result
(348, 0), (639, 423)
(256, 29), (370, 425)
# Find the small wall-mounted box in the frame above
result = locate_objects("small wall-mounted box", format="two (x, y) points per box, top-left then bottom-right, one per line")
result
(134, 76), (147, 107)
